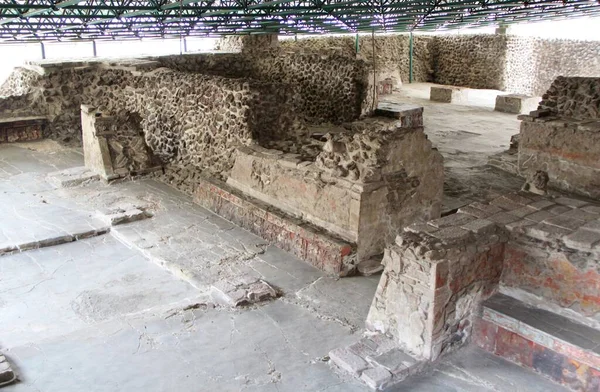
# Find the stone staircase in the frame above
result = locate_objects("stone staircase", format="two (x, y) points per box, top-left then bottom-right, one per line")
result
(474, 293), (600, 391)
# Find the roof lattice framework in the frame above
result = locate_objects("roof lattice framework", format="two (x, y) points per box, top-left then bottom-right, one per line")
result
(0, 0), (599, 41)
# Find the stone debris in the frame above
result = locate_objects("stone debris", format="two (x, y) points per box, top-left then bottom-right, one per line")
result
(0, 355), (16, 387)
(97, 206), (152, 226)
(46, 166), (100, 188)
(210, 275), (278, 307)
(329, 333), (424, 391)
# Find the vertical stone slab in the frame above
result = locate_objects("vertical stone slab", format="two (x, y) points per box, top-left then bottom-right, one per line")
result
(81, 105), (114, 180)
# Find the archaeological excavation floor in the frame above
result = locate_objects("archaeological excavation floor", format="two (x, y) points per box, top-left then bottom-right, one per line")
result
(0, 101), (568, 391)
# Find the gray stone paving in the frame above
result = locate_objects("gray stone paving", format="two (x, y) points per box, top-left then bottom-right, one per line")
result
(0, 141), (571, 391)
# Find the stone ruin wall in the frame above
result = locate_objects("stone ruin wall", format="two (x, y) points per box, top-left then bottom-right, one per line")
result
(280, 34), (434, 84)
(430, 34), (600, 95)
(0, 64), (307, 179)
(157, 48), (371, 124)
(518, 76), (600, 199)
(432, 34), (508, 90)
(505, 37), (600, 96)
(538, 76), (600, 120)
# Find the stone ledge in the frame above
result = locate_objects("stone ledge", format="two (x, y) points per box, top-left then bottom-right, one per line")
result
(193, 175), (357, 276)
(475, 293), (600, 391)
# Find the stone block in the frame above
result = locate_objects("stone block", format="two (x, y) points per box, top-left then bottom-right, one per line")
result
(554, 197), (589, 208)
(329, 348), (369, 376)
(543, 215), (584, 231)
(458, 205), (491, 219)
(507, 206), (537, 218)
(430, 86), (469, 104)
(524, 210), (555, 223)
(505, 219), (535, 233)
(524, 223), (572, 242)
(490, 196), (526, 211)
(582, 219), (600, 233)
(428, 213), (474, 229)
(360, 366), (392, 390)
(430, 226), (471, 243)
(460, 219), (496, 235)
(210, 277), (277, 307)
(488, 212), (519, 225)
(563, 229), (600, 250)
(47, 166), (100, 188)
(495, 94), (540, 114)
(368, 347), (418, 375)
(528, 199), (555, 211)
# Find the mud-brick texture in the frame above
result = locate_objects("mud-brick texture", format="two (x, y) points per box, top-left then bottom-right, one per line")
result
(227, 117), (443, 263)
(192, 175), (357, 276)
(366, 214), (507, 361)
(474, 294), (600, 392)
(457, 192), (600, 328)
(0, 118), (44, 143)
(518, 77), (600, 199)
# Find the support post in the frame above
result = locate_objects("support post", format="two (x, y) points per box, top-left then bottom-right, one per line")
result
(40, 42), (46, 60)
(409, 32), (413, 83)
(355, 32), (359, 54)
(183, 37), (187, 53)
(92, 40), (97, 57)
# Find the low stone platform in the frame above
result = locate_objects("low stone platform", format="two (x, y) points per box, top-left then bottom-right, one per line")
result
(475, 294), (600, 391)
(495, 94), (539, 114)
(193, 175), (357, 276)
(430, 86), (469, 104)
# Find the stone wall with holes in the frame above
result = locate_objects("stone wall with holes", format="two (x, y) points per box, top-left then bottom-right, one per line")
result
(156, 48), (372, 124)
(280, 34), (435, 84)
(431, 34), (508, 90)
(518, 77), (600, 199)
(0, 63), (307, 179)
(366, 215), (506, 360)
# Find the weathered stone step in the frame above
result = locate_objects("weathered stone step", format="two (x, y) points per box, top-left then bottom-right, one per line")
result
(474, 293), (600, 391)
(329, 334), (426, 390)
